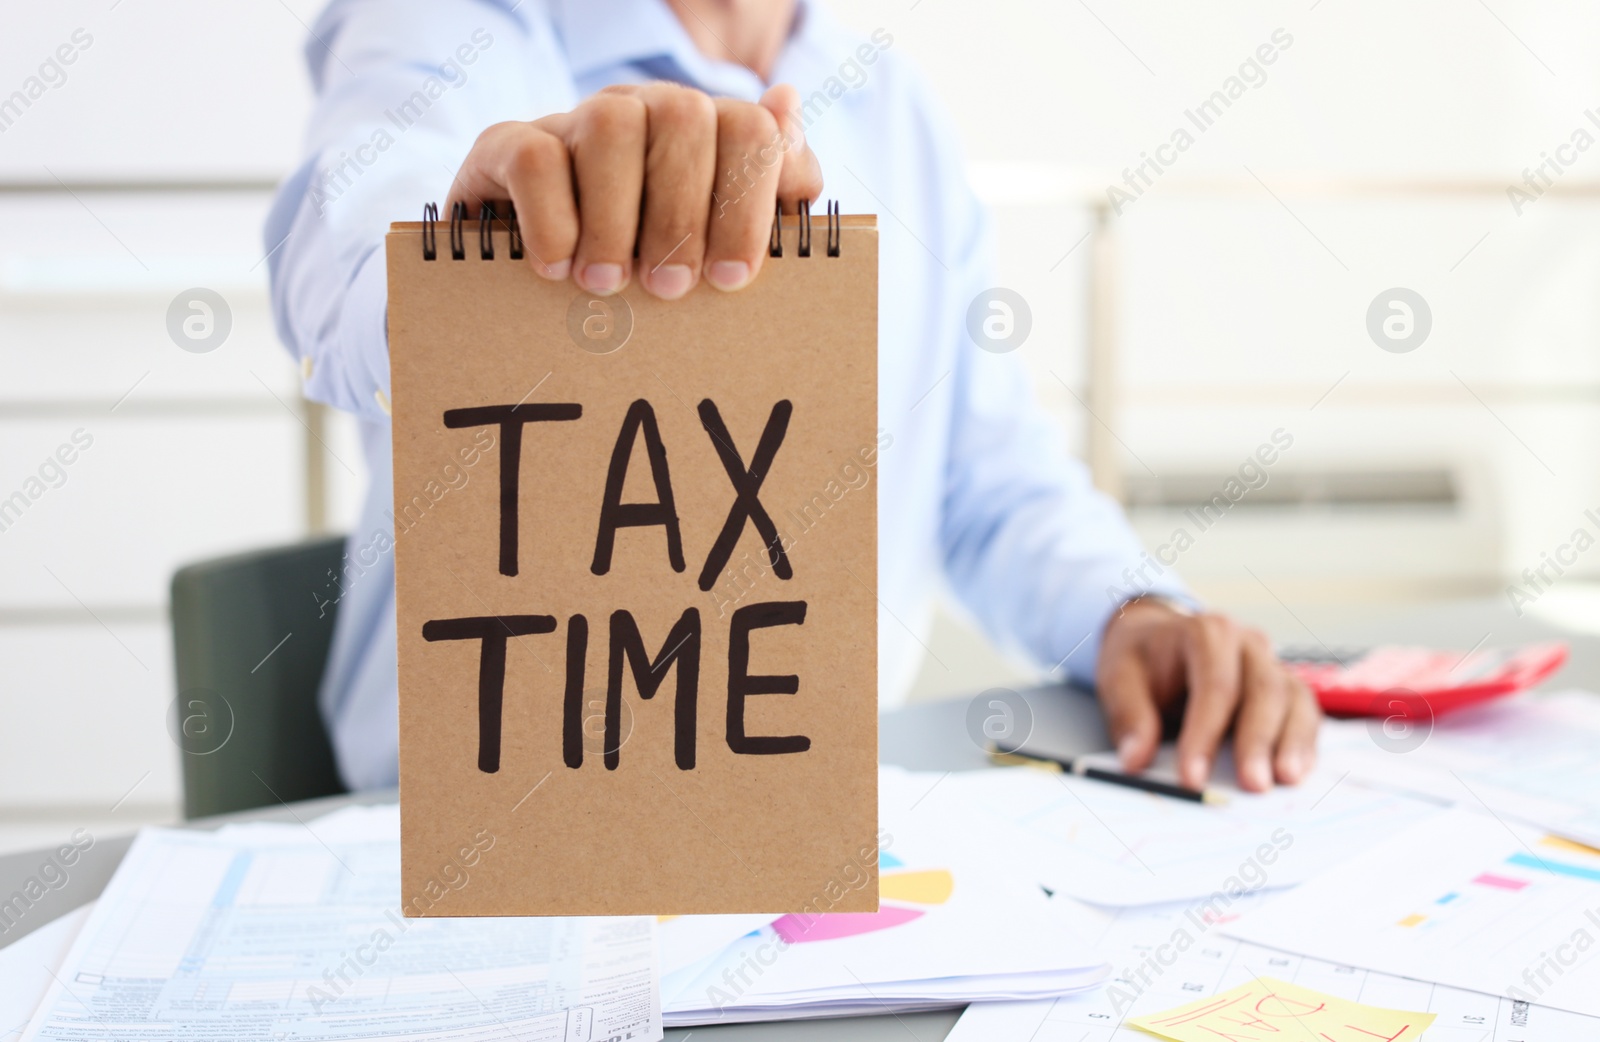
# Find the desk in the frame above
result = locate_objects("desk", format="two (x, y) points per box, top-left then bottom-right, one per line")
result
(4, 597), (1594, 1040)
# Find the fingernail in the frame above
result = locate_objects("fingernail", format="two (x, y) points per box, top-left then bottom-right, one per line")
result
(707, 259), (751, 291)
(649, 263), (694, 300)
(1243, 757), (1271, 792)
(1117, 734), (1141, 768)
(581, 262), (623, 295)
(539, 258), (571, 281)
(1279, 751), (1303, 783)
(1183, 754), (1209, 786)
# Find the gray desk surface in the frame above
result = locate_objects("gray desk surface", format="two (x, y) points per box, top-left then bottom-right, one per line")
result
(4, 596), (1593, 1040)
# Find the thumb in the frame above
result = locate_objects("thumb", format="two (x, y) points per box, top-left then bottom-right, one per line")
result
(758, 83), (824, 208)
(1098, 657), (1162, 772)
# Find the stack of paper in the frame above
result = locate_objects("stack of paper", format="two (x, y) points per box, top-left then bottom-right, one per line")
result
(19, 805), (663, 1042)
(924, 746), (1441, 905)
(945, 887), (1600, 1039)
(1325, 689), (1600, 846)
(36, 685), (1596, 1040)
(660, 767), (1110, 1024)
(938, 692), (1600, 1040)
(11, 772), (1111, 1037)
(1225, 805), (1600, 1020)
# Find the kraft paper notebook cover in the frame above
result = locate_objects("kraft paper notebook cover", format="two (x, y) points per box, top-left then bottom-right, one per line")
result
(386, 203), (879, 916)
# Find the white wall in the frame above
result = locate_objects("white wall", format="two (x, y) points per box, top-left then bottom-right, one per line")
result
(827, 0), (1600, 652)
(2, 0), (1598, 836)
(0, 1), (331, 840)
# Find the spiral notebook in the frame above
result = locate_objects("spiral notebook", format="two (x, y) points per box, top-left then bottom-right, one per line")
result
(385, 203), (879, 916)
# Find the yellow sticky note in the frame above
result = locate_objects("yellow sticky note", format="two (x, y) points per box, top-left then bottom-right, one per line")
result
(1130, 977), (1434, 1042)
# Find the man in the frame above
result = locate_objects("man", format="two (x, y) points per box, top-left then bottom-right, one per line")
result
(267, 0), (1320, 795)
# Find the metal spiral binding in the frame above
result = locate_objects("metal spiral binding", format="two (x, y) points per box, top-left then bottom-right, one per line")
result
(424, 199), (843, 261)
(506, 203), (524, 260)
(449, 202), (467, 260)
(765, 199), (842, 260)
(422, 202), (438, 260)
(478, 202), (496, 260)
(797, 199), (812, 257)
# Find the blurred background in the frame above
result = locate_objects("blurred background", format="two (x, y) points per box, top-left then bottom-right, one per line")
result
(3, 0), (1599, 850)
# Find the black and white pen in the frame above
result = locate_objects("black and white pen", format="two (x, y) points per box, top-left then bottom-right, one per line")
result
(989, 749), (1229, 805)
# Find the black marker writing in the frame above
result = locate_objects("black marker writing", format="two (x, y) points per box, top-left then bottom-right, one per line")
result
(698, 399), (793, 591)
(422, 614), (557, 773)
(592, 399), (686, 576)
(443, 403), (582, 577)
(727, 600), (810, 755)
(606, 609), (701, 770)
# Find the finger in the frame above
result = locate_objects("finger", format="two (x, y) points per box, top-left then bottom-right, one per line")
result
(1097, 654), (1162, 773)
(447, 122), (578, 280)
(758, 83), (824, 211)
(1230, 631), (1290, 792)
(628, 83), (716, 300)
(1274, 676), (1322, 784)
(550, 90), (647, 295)
(1174, 614), (1244, 788)
(704, 98), (783, 291)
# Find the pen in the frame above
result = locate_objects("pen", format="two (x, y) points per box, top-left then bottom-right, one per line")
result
(989, 749), (1229, 806)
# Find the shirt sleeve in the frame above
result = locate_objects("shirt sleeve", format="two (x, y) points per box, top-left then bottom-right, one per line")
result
(264, 0), (578, 422)
(929, 115), (1197, 687)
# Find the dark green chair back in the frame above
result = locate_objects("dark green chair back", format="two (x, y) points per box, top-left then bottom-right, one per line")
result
(170, 537), (349, 818)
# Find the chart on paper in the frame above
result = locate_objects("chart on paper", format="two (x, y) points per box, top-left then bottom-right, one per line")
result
(1226, 806), (1600, 1019)
(946, 891), (1599, 1040)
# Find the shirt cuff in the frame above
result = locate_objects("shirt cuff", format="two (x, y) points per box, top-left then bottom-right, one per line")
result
(1051, 567), (1198, 689)
(302, 243), (392, 423)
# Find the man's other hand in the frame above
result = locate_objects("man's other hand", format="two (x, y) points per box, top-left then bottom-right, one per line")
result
(447, 82), (822, 300)
(1096, 598), (1321, 792)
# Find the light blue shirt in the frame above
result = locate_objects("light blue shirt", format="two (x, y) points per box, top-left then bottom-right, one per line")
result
(266, 0), (1191, 791)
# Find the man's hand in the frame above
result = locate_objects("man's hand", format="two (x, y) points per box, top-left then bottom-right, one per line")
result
(1096, 598), (1321, 792)
(446, 82), (822, 300)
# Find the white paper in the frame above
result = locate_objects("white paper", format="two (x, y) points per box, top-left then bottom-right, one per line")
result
(662, 768), (1107, 1024)
(920, 758), (1439, 905)
(1225, 805), (1600, 1019)
(656, 914), (775, 976)
(1327, 689), (1600, 848)
(20, 809), (662, 1042)
(947, 889), (1600, 1040)
(0, 904), (93, 1041)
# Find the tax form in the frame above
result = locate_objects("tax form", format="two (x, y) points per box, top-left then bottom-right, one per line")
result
(20, 807), (661, 1042)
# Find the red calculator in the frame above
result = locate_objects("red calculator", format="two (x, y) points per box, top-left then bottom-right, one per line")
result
(1279, 641), (1568, 717)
